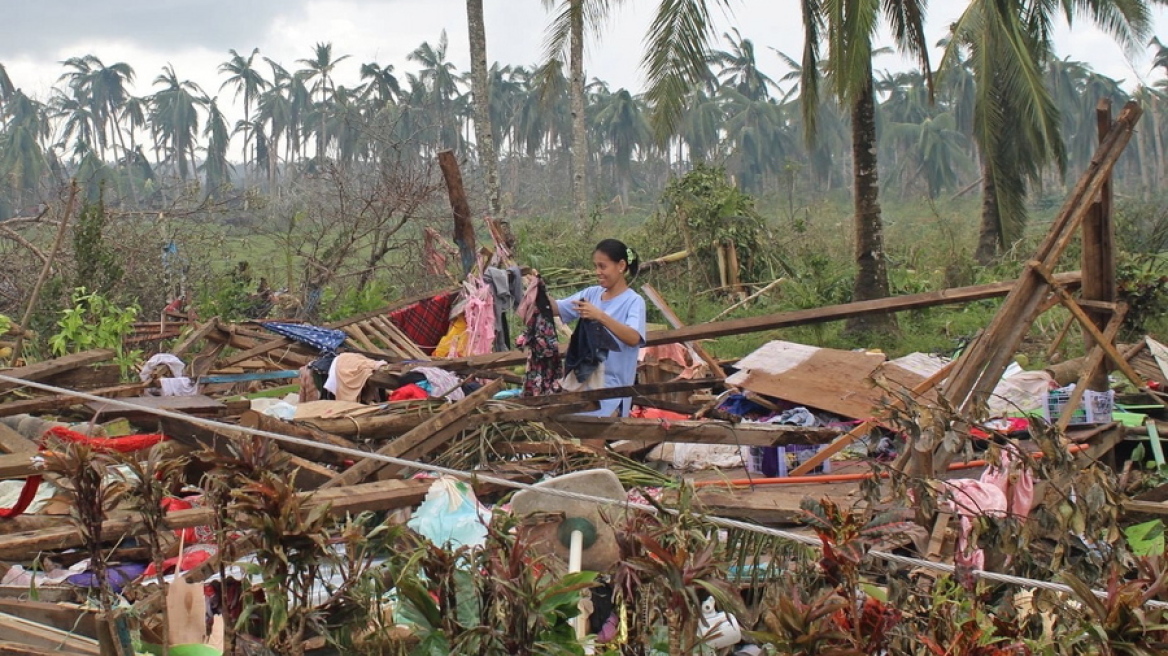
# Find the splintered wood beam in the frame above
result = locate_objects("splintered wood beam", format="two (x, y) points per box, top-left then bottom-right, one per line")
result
(642, 284), (726, 378)
(543, 416), (841, 447)
(321, 378), (505, 488)
(0, 349), (117, 394)
(438, 150), (476, 277)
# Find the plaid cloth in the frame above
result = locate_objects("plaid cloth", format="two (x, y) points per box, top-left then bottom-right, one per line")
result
(388, 291), (456, 354)
(262, 321), (349, 353)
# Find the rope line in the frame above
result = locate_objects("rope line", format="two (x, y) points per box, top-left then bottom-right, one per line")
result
(0, 372), (1161, 609)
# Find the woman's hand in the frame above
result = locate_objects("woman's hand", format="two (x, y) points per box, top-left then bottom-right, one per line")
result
(572, 299), (605, 322)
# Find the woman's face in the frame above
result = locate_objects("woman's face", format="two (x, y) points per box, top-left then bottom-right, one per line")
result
(593, 250), (627, 290)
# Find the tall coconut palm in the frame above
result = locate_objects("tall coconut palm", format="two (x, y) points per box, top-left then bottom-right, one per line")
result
(58, 55), (135, 163)
(710, 28), (777, 101)
(201, 97), (233, 195)
(541, 0), (608, 226)
(150, 64), (205, 180)
(0, 90), (52, 208)
(467, 0), (502, 215)
(944, 0), (1151, 263)
(592, 88), (649, 204)
(359, 62), (401, 106)
(408, 31), (463, 150)
(800, 0), (933, 334)
(297, 42), (351, 163)
(219, 48), (268, 186)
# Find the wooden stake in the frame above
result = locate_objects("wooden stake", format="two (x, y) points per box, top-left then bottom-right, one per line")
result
(641, 284), (726, 379)
(12, 182), (79, 363)
(1081, 99), (1117, 392)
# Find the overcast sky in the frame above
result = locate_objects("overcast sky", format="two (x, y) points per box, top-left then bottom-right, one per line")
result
(5, 0), (1168, 125)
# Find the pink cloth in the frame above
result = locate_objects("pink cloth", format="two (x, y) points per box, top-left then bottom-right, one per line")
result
(518, 279), (542, 325)
(462, 278), (496, 357)
(940, 453), (1034, 570)
(638, 343), (707, 379)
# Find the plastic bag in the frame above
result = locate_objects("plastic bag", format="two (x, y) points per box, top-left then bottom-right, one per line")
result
(407, 477), (490, 549)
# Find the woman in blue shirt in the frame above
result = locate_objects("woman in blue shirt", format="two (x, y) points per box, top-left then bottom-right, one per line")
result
(553, 239), (647, 417)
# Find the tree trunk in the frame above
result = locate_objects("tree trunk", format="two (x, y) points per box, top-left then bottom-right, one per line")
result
(570, 0), (588, 228)
(467, 0), (501, 216)
(975, 158), (1001, 265)
(844, 71), (896, 336)
(1136, 115), (1153, 201)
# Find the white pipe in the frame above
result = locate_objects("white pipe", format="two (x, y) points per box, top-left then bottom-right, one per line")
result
(568, 529), (586, 641)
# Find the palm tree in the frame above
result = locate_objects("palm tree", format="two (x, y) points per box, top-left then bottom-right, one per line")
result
(800, 0), (932, 334)
(219, 48), (269, 186)
(467, 0), (502, 215)
(592, 88), (649, 204)
(0, 90), (52, 208)
(542, 0), (605, 227)
(297, 42), (351, 163)
(58, 55), (135, 163)
(201, 97), (233, 195)
(408, 31), (463, 150)
(150, 64), (205, 180)
(944, 0), (1152, 264)
(359, 62), (402, 105)
(710, 28), (777, 101)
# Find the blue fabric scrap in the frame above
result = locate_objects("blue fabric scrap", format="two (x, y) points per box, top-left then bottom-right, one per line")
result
(262, 321), (349, 353)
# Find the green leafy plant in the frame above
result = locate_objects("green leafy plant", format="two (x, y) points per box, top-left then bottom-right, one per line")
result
(48, 287), (141, 376)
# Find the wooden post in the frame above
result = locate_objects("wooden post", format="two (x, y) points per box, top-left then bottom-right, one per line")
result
(1081, 99), (1117, 392)
(12, 182), (79, 363)
(438, 150), (477, 277)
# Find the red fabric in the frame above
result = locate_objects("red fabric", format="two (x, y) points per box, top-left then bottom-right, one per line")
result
(0, 475), (44, 519)
(43, 426), (167, 453)
(0, 428), (168, 520)
(387, 292), (457, 354)
(630, 407), (691, 421)
(390, 383), (429, 401)
(970, 417), (1031, 440)
(143, 546), (214, 577)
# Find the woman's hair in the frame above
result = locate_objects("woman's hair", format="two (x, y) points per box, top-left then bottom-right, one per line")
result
(594, 239), (640, 277)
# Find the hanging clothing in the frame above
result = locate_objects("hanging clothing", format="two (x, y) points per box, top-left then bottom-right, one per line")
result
(434, 316), (469, 358)
(387, 291), (457, 354)
(324, 353), (388, 403)
(556, 286), (646, 417)
(518, 279), (563, 396)
(298, 366), (321, 403)
(462, 278), (496, 357)
(564, 319), (620, 383)
(485, 266), (524, 352)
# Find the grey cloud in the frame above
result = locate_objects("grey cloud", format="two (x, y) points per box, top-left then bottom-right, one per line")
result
(1, 0), (309, 59)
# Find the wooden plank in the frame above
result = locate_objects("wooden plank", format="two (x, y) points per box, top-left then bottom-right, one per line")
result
(373, 316), (429, 360)
(169, 319), (221, 358)
(543, 416), (841, 447)
(642, 284), (726, 378)
(428, 273), (1084, 372)
(0, 384), (144, 419)
(0, 611), (100, 656)
(0, 423), (38, 454)
(347, 323), (383, 354)
(238, 410), (363, 465)
(0, 639), (96, 656)
(0, 350), (116, 394)
(0, 600), (97, 640)
(321, 379), (505, 488)
(789, 359), (957, 476)
(726, 341), (893, 420)
(86, 394), (225, 420)
(0, 453), (38, 479)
